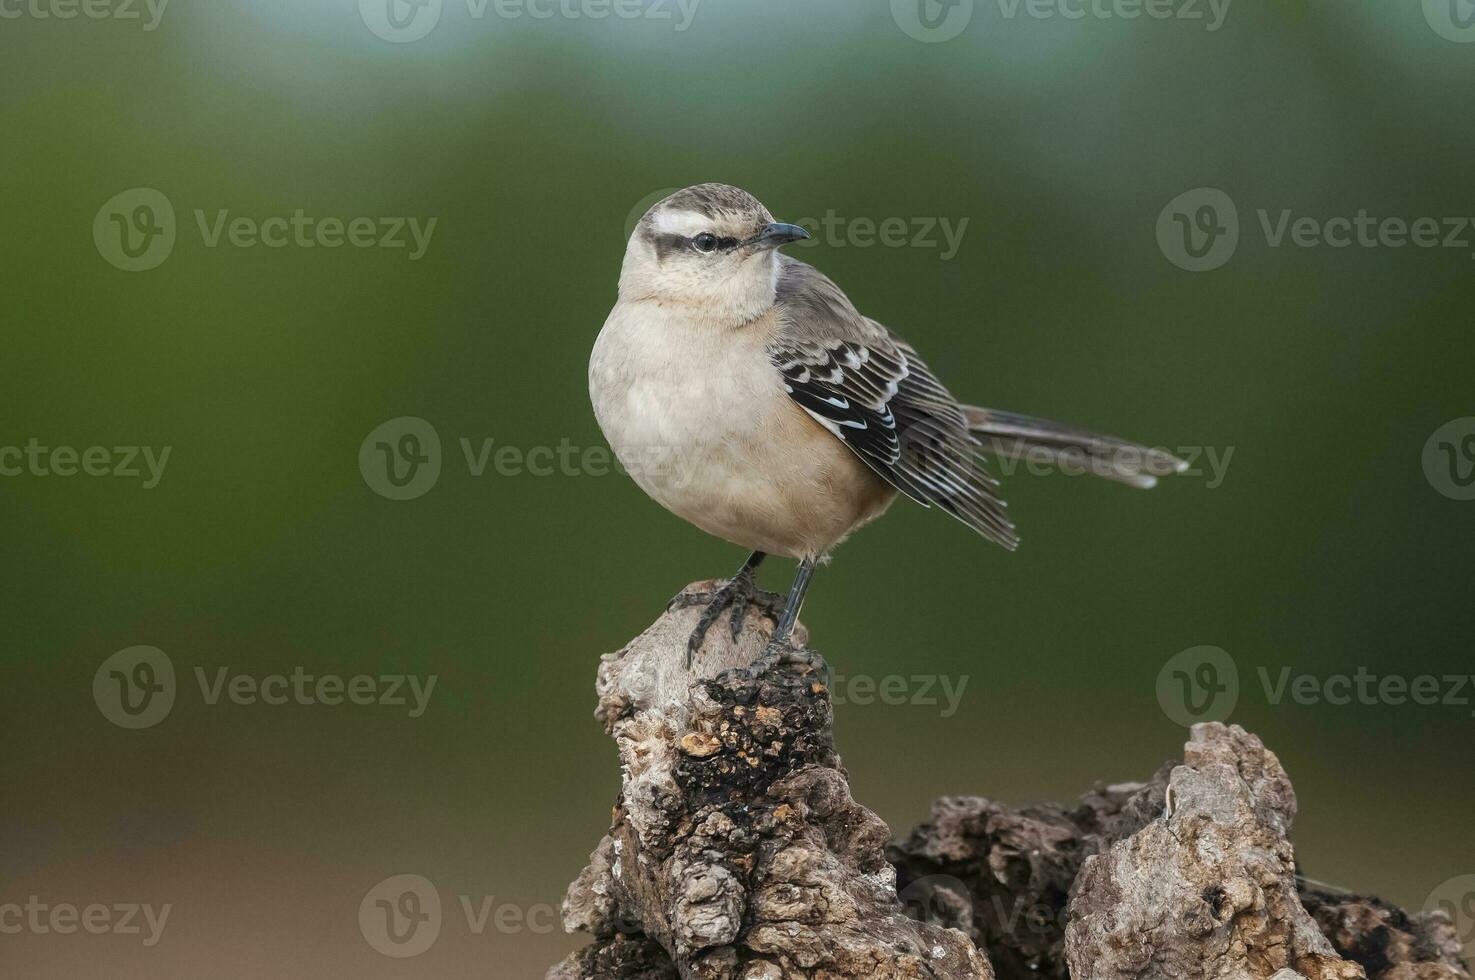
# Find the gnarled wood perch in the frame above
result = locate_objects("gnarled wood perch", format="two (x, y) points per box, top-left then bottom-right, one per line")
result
(550, 585), (1470, 980)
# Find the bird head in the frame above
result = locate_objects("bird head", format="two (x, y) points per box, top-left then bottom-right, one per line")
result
(619, 183), (810, 325)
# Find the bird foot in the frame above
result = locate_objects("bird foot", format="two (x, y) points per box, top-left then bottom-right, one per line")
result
(713, 640), (826, 690)
(751, 638), (823, 674)
(674, 576), (786, 667)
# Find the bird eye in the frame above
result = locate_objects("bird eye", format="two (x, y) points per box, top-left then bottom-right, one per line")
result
(693, 233), (718, 253)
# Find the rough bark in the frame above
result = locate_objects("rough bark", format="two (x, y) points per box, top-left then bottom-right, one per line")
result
(554, 587), (1468, 980)
(1063, 724), (1359, 979)
(548, 933), (680, 980)
(1300, 891), (1471, 980)
(888, 774), (1171, 978)
(549, 582), (993, 980)
(890, 726), (1469, 980)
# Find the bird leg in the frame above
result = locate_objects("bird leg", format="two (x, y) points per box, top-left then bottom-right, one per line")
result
(772, 557), (816, 645)
(671, 551), (784, 666)
(751, 558), (821, 668)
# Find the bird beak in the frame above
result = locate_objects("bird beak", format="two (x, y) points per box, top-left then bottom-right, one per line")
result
(744, 222), (811, 251)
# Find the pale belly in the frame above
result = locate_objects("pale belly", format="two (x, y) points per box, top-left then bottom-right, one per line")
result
(590, 306), (895, 559)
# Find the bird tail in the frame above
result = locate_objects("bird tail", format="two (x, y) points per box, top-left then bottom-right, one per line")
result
(962, 406), (1187, 489)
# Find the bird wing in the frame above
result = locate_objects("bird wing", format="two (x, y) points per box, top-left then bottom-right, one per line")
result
(768, 256), (1018, 550)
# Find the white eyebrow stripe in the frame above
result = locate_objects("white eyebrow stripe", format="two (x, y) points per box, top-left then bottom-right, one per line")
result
(653, 210), (712, 238)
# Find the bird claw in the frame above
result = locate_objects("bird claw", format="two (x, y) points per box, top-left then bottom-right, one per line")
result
(668, 587), (715, 613)
(727, 585), (786, 641)
(751, 638), (822, 674)
(713, 641), (826, 690)
(678, 575), (785, 668)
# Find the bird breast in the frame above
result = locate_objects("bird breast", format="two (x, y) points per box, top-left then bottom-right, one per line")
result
(589, 302), (896, 559)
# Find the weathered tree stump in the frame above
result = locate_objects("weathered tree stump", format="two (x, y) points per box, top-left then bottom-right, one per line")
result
(550, 582), (992, 979)
(552, 585), (1469, 980)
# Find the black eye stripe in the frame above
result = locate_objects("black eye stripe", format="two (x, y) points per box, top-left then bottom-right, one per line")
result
(691, 234), (740, 252)
(650, 230), (744, 256)
(650, 233), (687, 260)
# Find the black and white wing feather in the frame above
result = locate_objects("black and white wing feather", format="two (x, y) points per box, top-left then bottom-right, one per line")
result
(769, 257), (1018, 550)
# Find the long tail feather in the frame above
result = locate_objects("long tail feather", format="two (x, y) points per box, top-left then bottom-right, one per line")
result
(963, 406), (1187, 489)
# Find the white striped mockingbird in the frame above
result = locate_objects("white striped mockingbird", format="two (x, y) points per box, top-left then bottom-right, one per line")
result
(590, 184), (1186, 666)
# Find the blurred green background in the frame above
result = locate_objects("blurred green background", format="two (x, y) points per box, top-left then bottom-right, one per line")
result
(3, 0), (1473, 975)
